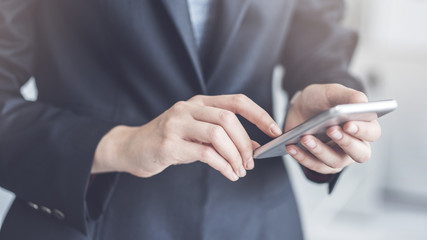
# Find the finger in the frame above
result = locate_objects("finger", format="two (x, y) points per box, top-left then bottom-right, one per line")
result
(190, 105), (254, 170)
(180, 140), (240, 181)
(299, 135), (354, 169)
(327, 126), (372, 163)
(182, 120), (247, 178)
(251, 140), (261, 149)
(286, 144), (343, 174)
(190, 94), (282, 138)
(343, 120), (381, 142)
(323, 84), (368, 107)
(247, 140), (260, 170)
(300, 84), (369, 115)
(242, 140), (260, 170)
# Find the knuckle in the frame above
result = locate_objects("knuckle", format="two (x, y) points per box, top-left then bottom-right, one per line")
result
(350, 91), (368, 103)
(310, 143), (322, 155)
(200, 146), (213, 161)
(234, 93), (248, 102)
(290, 148), (312, 169)
(311, 165), (327, 174)
(318, 165), (336, 175)
(328, 159), (342, 169)
(316, 168), (329, 175)
(338, 136), (352, 148)
(325, 83), (343, 94)
(255, 111), (270, 127)
(261, 112), (272, 124)
(243, 141), (253, 153)
(305, 84), (318, 92)
(132, 168), (155, 178)
(172, 101), (188, 112)
(189, 95), (203, 103)
(330, 167), (343, 174)
(358, 150), (371, 163)
(332, 83), (344, 89)
(218, 110), (236, 125)
(232, 94), (248, 109)
(296, 154), (312, 168)
(222, 151), (240, 167)
(208, 125), (224, 141)
(230, 153), (242, 166)
(162, 116), (177, 132)
(219, 161), (231, 173)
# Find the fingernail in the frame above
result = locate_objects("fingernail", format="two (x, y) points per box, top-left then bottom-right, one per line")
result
(304, 138), (317, 149)
(246, 158), (254, 170)
(231, 171), (239, 181)
(330, 130), (343, 140)
(240, 166), (247, 177)
(270, 123), (282, 136)
(287, 147), (297, 155)
(347, 124), (358, 134)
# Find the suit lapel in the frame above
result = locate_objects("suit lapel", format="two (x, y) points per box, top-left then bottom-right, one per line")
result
(160, 0), (252, 90)
(205, 0), (252, 83)
(160, 0), (206, 93)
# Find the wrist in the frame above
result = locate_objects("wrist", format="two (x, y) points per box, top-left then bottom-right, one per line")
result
(92, 125), (137, 174)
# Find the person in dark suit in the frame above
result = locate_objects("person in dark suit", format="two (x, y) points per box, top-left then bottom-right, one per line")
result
(0, 0), (381, 239)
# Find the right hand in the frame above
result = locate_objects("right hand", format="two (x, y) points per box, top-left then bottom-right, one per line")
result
(92, 94), (282, 181)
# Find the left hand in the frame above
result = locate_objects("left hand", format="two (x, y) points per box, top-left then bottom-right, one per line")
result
(284, 84), (382, 174)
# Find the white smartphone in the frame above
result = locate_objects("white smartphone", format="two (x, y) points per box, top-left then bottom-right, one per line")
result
(253, 99), (398, 159)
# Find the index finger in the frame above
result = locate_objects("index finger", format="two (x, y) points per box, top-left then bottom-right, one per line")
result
(190, 94), (282, 138)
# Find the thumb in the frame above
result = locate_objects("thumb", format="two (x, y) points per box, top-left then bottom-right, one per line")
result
(323, 84), (368, 107)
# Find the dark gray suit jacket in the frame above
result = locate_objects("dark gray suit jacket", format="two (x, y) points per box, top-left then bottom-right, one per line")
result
(0, 0), (363, 239)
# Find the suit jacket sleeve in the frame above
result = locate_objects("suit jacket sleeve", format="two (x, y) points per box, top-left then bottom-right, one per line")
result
(0, 0), (118, 234)
(280, 0), (365, 192)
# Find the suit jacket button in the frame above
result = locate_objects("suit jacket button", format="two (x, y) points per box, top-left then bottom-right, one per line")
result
(40, 206), (52, 215)
(27, 202), (39, 210)
(53, 209), (65, 220)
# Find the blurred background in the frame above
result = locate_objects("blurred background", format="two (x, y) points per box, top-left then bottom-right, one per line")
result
(283, 0), (427, 239)
(1, 0), (426, 239)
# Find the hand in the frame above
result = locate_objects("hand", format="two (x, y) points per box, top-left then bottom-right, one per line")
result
(92, 94), (282, 181)
(284, 84), (381, 174)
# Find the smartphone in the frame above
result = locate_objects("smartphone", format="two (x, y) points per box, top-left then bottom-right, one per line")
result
(253, 99), (398, 159)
